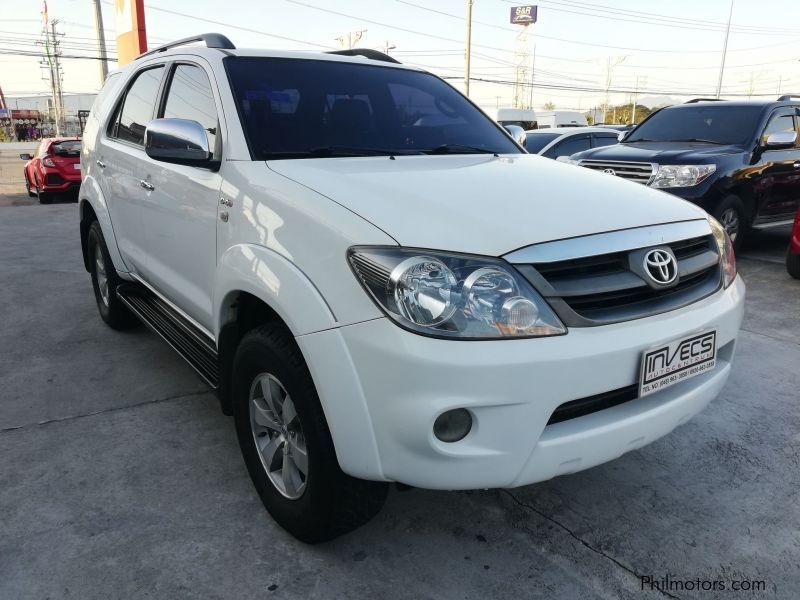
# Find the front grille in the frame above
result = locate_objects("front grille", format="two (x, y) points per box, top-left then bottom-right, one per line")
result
(515, 233), (722, 326)
(578, 159), (655, 184)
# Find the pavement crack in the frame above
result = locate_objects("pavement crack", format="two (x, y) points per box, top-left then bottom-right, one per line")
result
(0, 389), (210, 434)
(739, 327), (799, 347)
(501, 489), (682, 600)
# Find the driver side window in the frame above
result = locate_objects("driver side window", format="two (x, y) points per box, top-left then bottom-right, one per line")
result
(761, 112), (797, 146)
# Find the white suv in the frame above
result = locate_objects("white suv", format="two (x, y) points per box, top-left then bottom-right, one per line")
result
(79, 35), (745, 543)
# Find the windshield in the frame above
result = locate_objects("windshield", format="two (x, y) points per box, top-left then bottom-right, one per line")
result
(524, 132), (560, 153)
(625, 105), (763, 145)
(225, 57), (521, 159)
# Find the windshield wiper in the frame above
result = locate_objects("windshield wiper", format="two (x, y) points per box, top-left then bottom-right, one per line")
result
(308, 146), (400, 157)
(424, 144), (499, 156)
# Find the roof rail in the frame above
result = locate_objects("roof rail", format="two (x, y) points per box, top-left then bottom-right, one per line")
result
(777, 94), (800, 101)
(326, 48), (400, 64)
(685, 98), (724, 103)
(136, 33), (235, 60)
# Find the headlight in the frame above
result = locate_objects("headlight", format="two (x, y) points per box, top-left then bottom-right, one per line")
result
(708, 217), (737, 288)
(650, 164), (716, 188)
(555, 156), (580, 165)
(348, 247), (566, 339)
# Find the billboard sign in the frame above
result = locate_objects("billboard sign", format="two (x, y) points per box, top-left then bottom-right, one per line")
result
(510, 5), (537, 25)
(115, 0), (148, 65)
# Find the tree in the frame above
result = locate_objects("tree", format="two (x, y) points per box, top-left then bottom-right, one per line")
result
(543, 101), (556, 110)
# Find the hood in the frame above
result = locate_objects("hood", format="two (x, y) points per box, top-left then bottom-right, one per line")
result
(573, 141), (746, 163)
(267, 154), (707, 256)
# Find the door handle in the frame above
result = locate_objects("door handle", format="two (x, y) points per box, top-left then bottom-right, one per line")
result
(140, 179), (154, 191)
(793, 161), (800, 169)
(96, 159), (106, 169)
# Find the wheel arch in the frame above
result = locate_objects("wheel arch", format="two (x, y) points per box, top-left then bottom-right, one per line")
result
(78, 177), (127, 275)
(213, 243), (339, 415)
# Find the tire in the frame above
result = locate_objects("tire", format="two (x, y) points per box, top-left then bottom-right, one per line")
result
(712, 196), (747, 251)
(87, 221), (139, 330)
(232, 324), (388, 543)
(787, 251), (800, 280)
(35, 179), (50, 204)
(24, 172), (36, 197)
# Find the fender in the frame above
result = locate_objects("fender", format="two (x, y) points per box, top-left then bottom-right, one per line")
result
(213, 243), (338, 339)
(79, 175), (130, 276)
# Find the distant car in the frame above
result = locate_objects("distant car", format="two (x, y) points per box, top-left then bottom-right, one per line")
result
(536, 110), (588, 129)
(525, 127), (620, 159)
(567, 97), (800, 249)
(19, 137), (82, 203)
(788, 208), (800, 279)
(596, 124), (636, 133)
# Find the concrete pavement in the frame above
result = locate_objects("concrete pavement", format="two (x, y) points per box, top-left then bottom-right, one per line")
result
(1, 199), (798, 599)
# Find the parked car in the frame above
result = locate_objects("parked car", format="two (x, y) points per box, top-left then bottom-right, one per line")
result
(79, 35), (744, 543)
(566, 97), (800, 249)
(19, 137), (82, 203)
(596, 123), (636, 134)
(525, 127), (619, 159)
(787, 208), (800, 279)
(536, 110), (587, 129)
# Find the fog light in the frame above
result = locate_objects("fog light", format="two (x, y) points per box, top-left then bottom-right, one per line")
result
(433, 409), (472, 443)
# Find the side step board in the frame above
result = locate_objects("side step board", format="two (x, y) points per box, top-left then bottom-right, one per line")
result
(117, 283), (219, 388)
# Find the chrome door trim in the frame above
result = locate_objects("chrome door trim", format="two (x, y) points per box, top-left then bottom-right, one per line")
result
(503, 219), (712, 264)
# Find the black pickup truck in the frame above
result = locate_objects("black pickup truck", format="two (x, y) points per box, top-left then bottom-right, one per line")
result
(569, 96), (800, 248)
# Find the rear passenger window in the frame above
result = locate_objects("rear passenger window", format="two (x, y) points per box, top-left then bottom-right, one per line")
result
(593, 134), (619, 148)
(162, 64), (219, 157)
(546, 135), (591, 159)
(115, 66), (164, 145)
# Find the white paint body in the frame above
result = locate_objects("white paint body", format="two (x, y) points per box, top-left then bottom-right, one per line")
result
(80, 47), (745, 489)
(536, 110), (589, 128)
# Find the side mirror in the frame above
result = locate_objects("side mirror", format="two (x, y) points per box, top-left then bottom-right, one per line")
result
(617, 132), (626, 142)
(503, 125), (527, 148)
(144, 118), (216, 167)
(764, 131), (797, 149)
(19, 153), (32, 160)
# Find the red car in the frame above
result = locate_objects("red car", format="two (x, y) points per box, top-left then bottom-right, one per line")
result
(787, 208), (800, 279)
(19, 137), (82, 203)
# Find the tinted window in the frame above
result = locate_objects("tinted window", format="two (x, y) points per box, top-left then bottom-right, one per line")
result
(592, 134), (618, 148)
(525, 132), (560, 153)
(761, 112), (796, 145)
(225, 57), (520, 159)
(162, 64), (219, 157)
(116, 67), (164, 145)
(544, 135), (591, 159)
(52, 140), (81, 155)
(90, 71), (122, 121)
(625, 105), (763, 145)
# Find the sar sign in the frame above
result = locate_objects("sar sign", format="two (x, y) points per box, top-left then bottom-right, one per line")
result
(510, 5), (538, 25)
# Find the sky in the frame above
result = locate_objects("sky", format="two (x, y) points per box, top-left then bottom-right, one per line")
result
(1, 0), (799, 113)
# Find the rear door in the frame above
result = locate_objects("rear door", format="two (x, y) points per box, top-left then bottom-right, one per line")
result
(135, 61), (224, 330)
(752, 108), (800, 226)
(591, 132), (620, 149)
(99, 65), (166, 273)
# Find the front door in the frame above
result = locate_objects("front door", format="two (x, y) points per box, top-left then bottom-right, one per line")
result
(136, 62), (223, 330)
(752, 108), (800, 226)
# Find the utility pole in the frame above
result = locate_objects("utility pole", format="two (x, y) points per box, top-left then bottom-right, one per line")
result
(92, 0), (108, 84)
(715, 0), (734, 98)
(602, 55), (626, 124)
(631, 75), (639, 125)
(528, 42), (536, 109)
(50, 20), (65, 135)
(464, 0), (473, 97)
(382, 41), (396, 55)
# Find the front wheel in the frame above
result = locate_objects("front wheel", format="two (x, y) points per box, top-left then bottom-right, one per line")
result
(713, 196), (747, 251)
(232, 324), (388, 543)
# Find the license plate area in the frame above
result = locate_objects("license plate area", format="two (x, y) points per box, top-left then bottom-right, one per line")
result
(73, 164), (81, 170)
(639, 330), (717, 397)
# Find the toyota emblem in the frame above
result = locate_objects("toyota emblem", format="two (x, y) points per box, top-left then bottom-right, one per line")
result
(602, 168), (616, 176)
(643, 249), (678, 285)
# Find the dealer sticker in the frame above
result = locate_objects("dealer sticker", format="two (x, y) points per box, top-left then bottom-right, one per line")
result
(639, 330), (717, 397)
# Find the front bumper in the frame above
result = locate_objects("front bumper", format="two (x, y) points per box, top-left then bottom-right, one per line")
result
(296, 276), (745, 490)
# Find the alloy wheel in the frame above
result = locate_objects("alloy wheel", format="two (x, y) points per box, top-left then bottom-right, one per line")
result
(94, 246), (110, 306)
(719, 207), (739, 242)
(249, 373), (308, 499)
